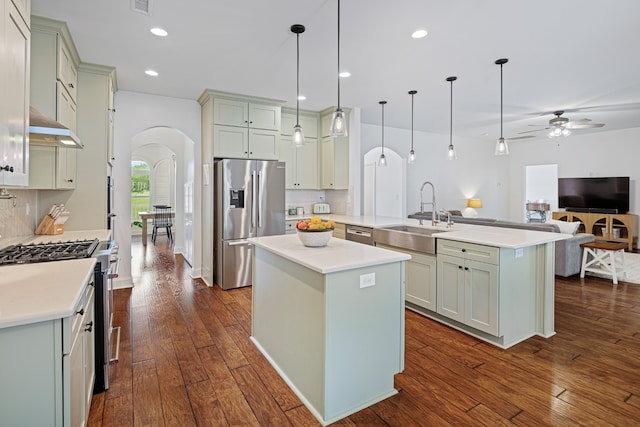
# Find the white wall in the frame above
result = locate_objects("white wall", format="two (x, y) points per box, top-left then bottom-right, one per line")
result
(359, 124), (509, 220)
(112, 91), (201, 288)
(508, 127), (640, 221)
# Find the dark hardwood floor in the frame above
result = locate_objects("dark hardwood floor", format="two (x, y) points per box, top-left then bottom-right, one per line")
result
(88, 237), (640, 426)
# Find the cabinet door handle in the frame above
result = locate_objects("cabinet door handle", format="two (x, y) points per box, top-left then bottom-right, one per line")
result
(85, 321), (93, 332)
(458, 265), (463, 269)
(0, 165), (14, 172)
(464, 267), (469, 271)
(76, 308), (84, 316)
(461, 248), (466, 253)
(68, 83), (74, 89)
(67, 179), (74, 183)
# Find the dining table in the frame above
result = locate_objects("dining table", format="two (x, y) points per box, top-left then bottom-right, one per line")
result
(138, 211), (175, 246)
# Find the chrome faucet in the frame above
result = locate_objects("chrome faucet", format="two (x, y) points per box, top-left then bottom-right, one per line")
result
(440, 209), (455, 228)
(419, 181), (438, 226)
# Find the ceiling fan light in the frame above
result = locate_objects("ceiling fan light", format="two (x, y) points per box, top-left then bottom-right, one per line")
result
(562, 128), (571, 136)
(494, 137), (509, 155)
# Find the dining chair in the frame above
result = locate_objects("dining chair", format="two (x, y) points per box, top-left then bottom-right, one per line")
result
(151, 205), (173, 244)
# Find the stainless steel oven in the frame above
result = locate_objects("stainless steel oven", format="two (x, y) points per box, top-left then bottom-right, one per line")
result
(0, 238), (119, 393)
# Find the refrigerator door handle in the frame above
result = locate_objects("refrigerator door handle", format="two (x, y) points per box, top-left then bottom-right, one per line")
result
(257, 170), (262, 228)
(228, 240), (252, 246)
(251, 170), (257, 228)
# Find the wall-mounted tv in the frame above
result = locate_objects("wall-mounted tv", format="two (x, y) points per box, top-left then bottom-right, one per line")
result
(558, 176), (630, 214)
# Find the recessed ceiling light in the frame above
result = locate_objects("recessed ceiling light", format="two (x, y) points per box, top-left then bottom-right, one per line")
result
(145, 69), (159, 77)
(411, 29), (428, 39)
(150, 27), (168, 37)
(339, 71), (351, 78)
(298, 95), (307, 101)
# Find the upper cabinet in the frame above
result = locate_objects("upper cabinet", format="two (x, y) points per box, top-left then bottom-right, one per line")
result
(27, 16), (80, 189)
(319, 107), (350, 190)
(279, 109), (319, 189)
(199, 91), (284, 160)
(0, 0), (30, 186)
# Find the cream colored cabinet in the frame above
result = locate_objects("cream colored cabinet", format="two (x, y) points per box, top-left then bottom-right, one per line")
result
(279, 110), (319, 189)
(278, 137), (318, 189)
(28, 16), (81, 190)
(0, 278), (95, 427)
(332, 222), (346, 239)
(552, 211), (638, 251)
(0, 0), (30, 186)
(437, 240), (499, 335)
(319, 108), (349, 190)
(377, 244), (437, 311)
(208, 95), (282, 160)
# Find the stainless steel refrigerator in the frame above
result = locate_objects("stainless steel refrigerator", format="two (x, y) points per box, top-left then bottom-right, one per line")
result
(214, 159), (285, 289)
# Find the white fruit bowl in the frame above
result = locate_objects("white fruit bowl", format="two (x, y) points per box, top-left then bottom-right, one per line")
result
(297, 229), (333, 247)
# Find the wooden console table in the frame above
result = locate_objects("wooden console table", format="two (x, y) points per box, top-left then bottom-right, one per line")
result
(552, 212), (638, 251)
(138, 211), (175, 246)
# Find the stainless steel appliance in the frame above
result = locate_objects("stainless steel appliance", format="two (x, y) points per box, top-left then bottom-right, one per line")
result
(0, 238), (119, 393)
(346, 225), (374, 245)
(214, 159), (285, 289)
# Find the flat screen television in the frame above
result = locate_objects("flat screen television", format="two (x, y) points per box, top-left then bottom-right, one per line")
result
(558, 176), (630, 214)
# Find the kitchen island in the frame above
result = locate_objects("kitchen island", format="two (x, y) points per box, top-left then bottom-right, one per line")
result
(249, 233), (410, 426)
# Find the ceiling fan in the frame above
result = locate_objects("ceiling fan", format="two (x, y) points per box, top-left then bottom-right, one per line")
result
(519, 110), (605, 138)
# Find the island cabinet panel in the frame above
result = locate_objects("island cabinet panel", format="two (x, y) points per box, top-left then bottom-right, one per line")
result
(427, 238), (542, 349)
(377, 243), (437, 311)
(251, 245), (405, 425)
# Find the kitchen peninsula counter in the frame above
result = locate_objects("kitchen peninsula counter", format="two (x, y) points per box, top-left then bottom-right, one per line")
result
(249, 234), (409, 425)
(0, 258), (97, 329)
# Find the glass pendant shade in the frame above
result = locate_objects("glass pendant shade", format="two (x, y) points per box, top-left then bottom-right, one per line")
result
(408, 149), (416, 164)
(292, 124), (305, 147)
(494, 137), (509, 155)
(330, 109), (347, 137)
(378, 153), (387, 167)
(447, 144), (457, 160)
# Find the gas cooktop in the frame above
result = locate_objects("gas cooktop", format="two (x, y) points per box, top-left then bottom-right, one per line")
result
(0, 239), (100, 266)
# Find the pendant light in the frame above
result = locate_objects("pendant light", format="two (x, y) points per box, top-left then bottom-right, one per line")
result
(291, 24), (306, 147)
(446, 76), (457, 160)
(408, 90), (417, 164)
(378, 101), (387, 167)
(330, 0), (347, 137)
(494, 58), (509, 155)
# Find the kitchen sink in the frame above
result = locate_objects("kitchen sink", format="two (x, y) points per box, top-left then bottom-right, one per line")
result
(373, 225), (450, 255)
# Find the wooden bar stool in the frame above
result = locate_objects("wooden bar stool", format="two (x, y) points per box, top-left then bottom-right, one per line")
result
(579, 241), (627, 285)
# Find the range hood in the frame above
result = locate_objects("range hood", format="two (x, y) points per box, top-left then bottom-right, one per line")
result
(29, 107), (84, 149)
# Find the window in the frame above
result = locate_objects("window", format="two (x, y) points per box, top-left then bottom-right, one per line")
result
(131, 160), (151, 223)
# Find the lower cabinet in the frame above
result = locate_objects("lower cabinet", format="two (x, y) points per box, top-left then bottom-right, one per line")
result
(0, 279), (95, 427)
(377, 244), (437, 311)
(437, 252), (498, 335)
(332, 222), (346, 239)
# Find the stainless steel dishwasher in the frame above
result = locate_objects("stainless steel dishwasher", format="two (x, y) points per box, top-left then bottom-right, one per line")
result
(345, 225), (374, 245)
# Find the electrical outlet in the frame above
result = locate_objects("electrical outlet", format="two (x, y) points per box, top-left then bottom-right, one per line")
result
(515, 248), (524, 258)
(360, 272), (375, 288)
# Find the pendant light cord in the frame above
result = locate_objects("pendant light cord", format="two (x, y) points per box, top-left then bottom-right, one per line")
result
(411, 92), (414, 151)
(449, 80), (453, 146)
(500, 63), (503, 138)
(336, 0), (341, 110)
(296, 31), (300, 126)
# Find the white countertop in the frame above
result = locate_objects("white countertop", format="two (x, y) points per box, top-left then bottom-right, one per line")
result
(0, 258), (97, 329)
(249, 233), (410, 274)
(285, 214), (405, 228)
(285, 215), (567, 249)
(420, 222), (571, 248)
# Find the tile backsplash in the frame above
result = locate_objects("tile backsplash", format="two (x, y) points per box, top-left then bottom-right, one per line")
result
(0, 189), (37, 241)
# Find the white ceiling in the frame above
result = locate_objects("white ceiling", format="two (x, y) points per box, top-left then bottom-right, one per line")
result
(31, 0), (640, 142)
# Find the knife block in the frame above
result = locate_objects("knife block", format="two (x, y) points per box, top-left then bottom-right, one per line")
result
(35, 215), (64, 235)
